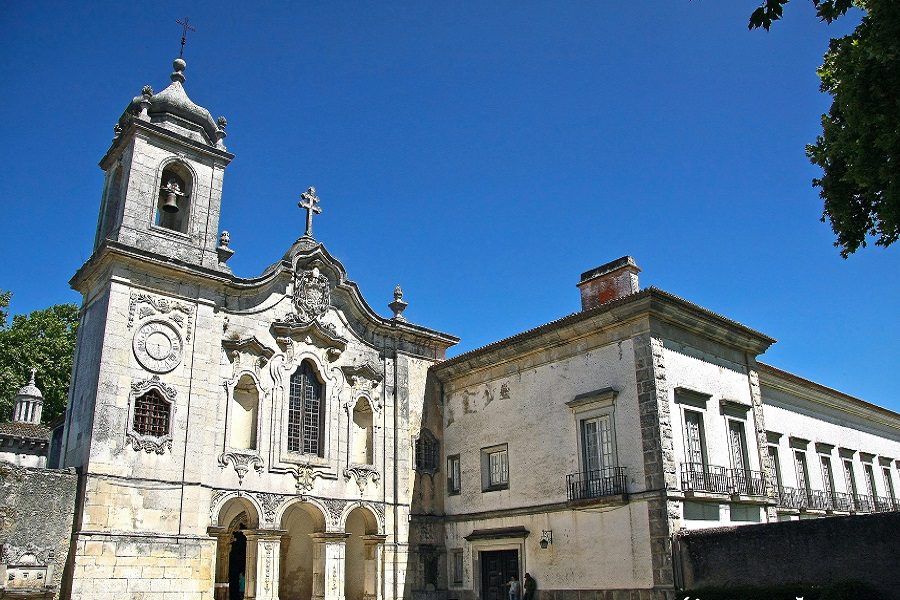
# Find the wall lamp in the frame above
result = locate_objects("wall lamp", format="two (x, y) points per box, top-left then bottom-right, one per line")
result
(539, 530), (553, 549)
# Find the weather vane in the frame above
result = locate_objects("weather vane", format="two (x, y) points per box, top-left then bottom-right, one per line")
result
(176, 17), (195, 58)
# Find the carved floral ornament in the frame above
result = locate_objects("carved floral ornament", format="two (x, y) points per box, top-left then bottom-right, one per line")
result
(344, 465), (381, 493)
(128, 292), (195, 341)
(218, 450), (264, 484)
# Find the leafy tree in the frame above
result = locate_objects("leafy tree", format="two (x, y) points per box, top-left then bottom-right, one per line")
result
(0, 293), (79, 424)
(750, 0), (900, 257)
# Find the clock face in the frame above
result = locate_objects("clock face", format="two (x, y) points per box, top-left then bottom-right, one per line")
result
(133, 320), (183, 373)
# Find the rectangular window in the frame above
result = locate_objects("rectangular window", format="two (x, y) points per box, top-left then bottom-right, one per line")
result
(447, 454), (461, 495)
(683, 410), (706, 467)
(481, 444), (509, 491)
(451, 549), (463, 586)
(581, 414), (614, 473)
(794, 451), (810, 492)
(727, 420), (750, 471)
(683, 501), (719, 520)
(768, 445), (783, 491)
(864, 463), (878, 497)
(884, 467), (897, 502)
(820, 455), (835, 496)
(730, 504), (761, 522)
(843, 459), (858, 496)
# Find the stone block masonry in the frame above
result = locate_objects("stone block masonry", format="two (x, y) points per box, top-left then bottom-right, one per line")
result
(0, 462), (78, 599)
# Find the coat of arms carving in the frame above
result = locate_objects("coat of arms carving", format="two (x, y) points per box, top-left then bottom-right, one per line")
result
(293, 267), (330, 323)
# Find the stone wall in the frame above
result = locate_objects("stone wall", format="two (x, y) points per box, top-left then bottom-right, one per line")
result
(0, 462), (77, 599)
(673, 512), (900, 599)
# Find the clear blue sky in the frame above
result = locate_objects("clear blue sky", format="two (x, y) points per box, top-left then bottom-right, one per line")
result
(1, 2), (897, 411)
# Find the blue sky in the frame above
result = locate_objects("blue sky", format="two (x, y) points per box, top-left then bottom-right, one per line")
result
(1, 2), (897, 411)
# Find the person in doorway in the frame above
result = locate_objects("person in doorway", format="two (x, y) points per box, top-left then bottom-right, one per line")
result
(523, 572), (536, 600)
(505, 574), (521, 600)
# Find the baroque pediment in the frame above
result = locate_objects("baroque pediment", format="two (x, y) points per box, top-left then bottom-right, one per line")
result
(222, 336), (276, 359)
(341, 362), (384, 387)
(272, 318), (348, 354)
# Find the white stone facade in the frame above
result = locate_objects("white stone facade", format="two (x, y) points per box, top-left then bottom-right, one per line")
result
(60, 59), (456, 600)
(56, 59), (900, 600)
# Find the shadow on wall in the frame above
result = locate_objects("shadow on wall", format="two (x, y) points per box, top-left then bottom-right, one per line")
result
(406, 372), (447, 600)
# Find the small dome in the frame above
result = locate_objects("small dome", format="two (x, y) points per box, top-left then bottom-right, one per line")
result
(16, 371), (42, 400)
(117, 58), (223, 146)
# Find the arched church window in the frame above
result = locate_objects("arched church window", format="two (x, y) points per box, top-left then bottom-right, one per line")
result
(154, 163), (192, 234)
(230, 375), (259, 451)
(133, 390), (171, 438)
(288, 361), (324, 456)
(351, 398), (374, 464)
(415, 428), (439, 473)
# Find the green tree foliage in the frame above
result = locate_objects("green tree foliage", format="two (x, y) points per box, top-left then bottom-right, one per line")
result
(750, 1), (900, 257)
(0, 293), (79, 424)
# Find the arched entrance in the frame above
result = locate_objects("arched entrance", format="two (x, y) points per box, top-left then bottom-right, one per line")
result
(211, 497), (260, 600)
(344, 506), (384, 600)
(279, 501), (327, 600)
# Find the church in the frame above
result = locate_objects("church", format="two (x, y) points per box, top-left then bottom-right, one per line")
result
(4, 55), (899, 600)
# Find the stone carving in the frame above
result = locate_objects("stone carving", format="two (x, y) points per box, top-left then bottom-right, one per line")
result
(128, 292), (195, 341)
(209, 489), (231, 523)
(127, 376), (176, 454)
(371, 502), (385, 524)
(341, 362), (383, 387)
(446, 403), (455, 427)
(133, 320), (184, 374)
(127, 432), (172, 454)
(322, 498), (345, 526)
(292, 463), (322, 492)
(272, 319), (347, 361)
(293, 266), (330, 323)
(218, 451), (264, 484)
(388, 285), (408, 321)
(344, 465), (381, 493)
(224, 337), (275, 379)
(219, 230), (230, 246)
(254, 492), (283, 525)
(500, 382), (511, 400)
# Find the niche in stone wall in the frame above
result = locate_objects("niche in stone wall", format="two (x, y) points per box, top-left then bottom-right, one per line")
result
(154, 162), (192, 233)
(351, 398), (374, 465)
(230, 374), (259, 451)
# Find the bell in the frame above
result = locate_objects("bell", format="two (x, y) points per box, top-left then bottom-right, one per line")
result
(161, 190), (180, 213)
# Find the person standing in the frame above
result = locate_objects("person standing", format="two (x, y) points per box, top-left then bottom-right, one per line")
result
(523, 572), (537, 600)
(505, 574), (521, 600)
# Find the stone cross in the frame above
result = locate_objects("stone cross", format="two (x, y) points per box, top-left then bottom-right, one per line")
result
(298, 187), (322, 238)
(176, 17), (195, 59)
(29, 368), (36, 384)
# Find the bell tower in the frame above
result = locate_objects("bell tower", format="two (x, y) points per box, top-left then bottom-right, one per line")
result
(93, 57), (233, 270)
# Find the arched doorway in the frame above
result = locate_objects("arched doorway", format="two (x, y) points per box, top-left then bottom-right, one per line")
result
(279, 501), (327, 600)
(213, 497), (260, 600)
(345, 506), (382, 600)
(228, 527), (247, 600)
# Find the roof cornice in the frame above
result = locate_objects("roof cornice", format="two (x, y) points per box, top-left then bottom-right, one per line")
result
(432, 287), (775, 381)
(758, 362), (900, 429)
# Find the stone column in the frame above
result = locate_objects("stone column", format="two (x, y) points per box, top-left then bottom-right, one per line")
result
(311, 532), (349, 600)
(245, 529), (287, 600)
(207, 527), (232, 600)
(362, 535), (387, 600)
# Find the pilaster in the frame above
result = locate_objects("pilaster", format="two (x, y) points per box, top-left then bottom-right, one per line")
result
(311, 532), (350, 600)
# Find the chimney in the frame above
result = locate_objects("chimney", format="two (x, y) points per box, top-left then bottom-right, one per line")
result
(577, 256), (640, 311)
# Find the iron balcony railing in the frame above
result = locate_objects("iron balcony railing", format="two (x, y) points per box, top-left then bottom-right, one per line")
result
(680, 463), (767, 497)
(774, 488), (900, 514)
(567, 467), (627, 502)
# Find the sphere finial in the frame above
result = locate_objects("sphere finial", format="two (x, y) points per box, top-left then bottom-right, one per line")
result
(171, 58), (186, 83)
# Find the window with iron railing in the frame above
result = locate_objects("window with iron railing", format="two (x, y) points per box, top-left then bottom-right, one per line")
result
(133, 390), (170, 438)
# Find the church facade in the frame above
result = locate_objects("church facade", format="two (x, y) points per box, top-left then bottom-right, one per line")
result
(46, 57), (900, 600)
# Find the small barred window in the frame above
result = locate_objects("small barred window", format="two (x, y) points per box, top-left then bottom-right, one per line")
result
(133, 390), (170, 437)
(288, 361), (324, 456)
(415, 429), (439, 472)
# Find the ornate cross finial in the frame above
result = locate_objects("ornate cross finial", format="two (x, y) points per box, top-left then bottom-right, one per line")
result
(298, 187), (322, 238)
(176, 17), (196, 58)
